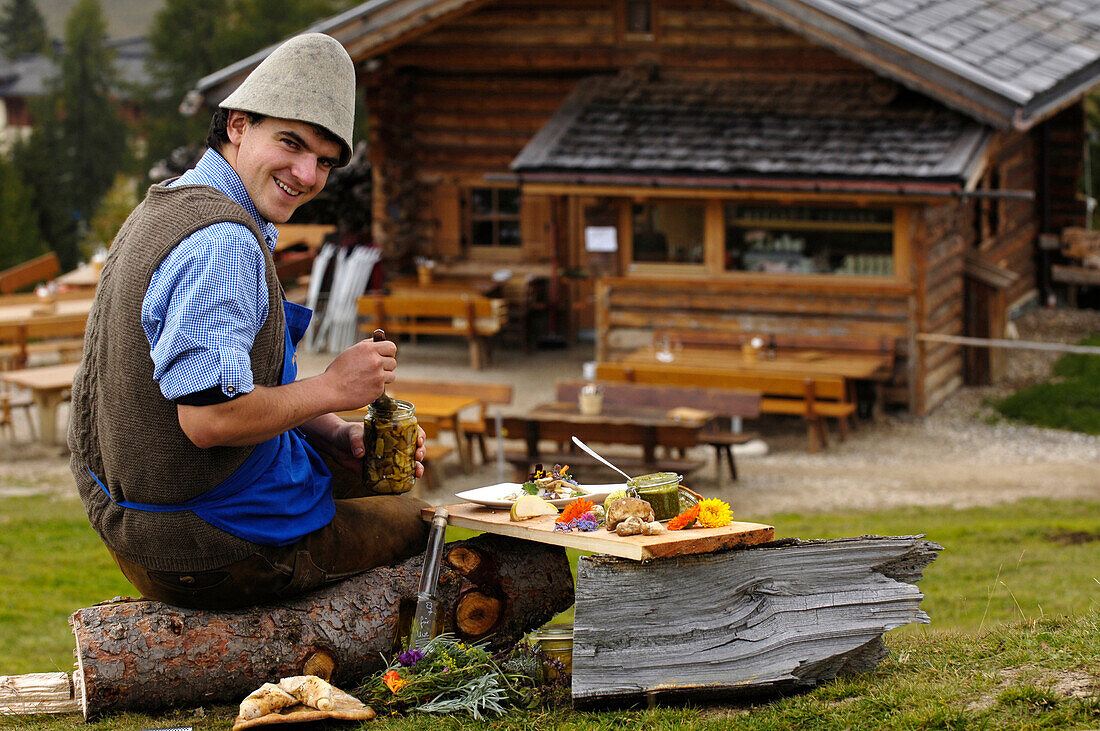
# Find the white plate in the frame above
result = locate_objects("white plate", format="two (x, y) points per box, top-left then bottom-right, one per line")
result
(455, 482), (624, 509)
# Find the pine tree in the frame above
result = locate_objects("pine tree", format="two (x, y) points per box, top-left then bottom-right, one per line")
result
(0, 154), (47, 271)
(13, 0), (127, 270)
(55, 0), (128, 223)
(0, 0), (49, 60)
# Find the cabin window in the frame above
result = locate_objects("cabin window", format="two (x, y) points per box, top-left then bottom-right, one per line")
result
(977, 167), (1001, 243)
(630, 201), (705, 264)
(619, 0), (656, 40)
(723, 204), (895, 276)
(467, 186), (521, 249)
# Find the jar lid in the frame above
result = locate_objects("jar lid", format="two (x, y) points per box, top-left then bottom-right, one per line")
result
(627, 471), (681, 489)
(532, 623), (573, 640)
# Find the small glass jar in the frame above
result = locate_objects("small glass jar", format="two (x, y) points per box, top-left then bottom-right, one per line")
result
(578, 382), (604, 415)
(628, 471), (683, 521)
(532, 624), (573, 680)
(363, 398), (418, 494)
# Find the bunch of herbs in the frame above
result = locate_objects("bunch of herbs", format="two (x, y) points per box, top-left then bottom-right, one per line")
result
(359, 634), (560, 719)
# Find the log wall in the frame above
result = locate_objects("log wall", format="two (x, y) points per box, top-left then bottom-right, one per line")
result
(911, 200), (974, 413)
(1040, 102), (1087, 235)
(364, 0), (875, 257)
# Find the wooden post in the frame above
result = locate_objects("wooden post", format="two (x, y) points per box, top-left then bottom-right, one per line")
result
(572, 535), (940, 706)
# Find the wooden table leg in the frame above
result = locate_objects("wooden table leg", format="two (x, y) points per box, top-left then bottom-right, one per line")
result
(32, 388), (67, 447)
(452, 418), (472, 473)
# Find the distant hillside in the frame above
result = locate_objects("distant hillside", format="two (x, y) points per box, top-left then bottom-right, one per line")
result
(36, 0), (165, 41)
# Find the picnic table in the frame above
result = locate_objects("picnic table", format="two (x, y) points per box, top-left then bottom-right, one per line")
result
(0, 296), (92, 368)
(623, 343), (893, 419)
(336, 391), (482, 472)
(493, 400), (714, 477)
(387, 275), (502, 298)
(0, 362), (78, 446)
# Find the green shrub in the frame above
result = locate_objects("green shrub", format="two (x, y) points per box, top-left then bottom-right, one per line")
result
(995, 335), (1100, 434)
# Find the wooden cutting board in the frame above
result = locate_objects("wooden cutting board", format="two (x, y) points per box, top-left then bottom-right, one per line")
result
(426, 503), (775, 561)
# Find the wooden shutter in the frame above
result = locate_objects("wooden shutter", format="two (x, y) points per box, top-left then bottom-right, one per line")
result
(429, 183), (462, 258)
(521, 194), (553, 260)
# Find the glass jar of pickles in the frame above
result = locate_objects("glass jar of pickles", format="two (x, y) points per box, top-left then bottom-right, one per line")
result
(363, 398), (418, 494)
(628, 471), (683, 521)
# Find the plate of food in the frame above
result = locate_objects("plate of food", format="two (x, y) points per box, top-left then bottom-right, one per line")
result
(455, 464), (623, 509)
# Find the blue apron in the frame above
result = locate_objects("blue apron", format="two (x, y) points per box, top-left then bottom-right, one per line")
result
(92, 300), (335, 546)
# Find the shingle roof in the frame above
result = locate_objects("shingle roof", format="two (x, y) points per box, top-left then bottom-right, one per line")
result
(734, 0), (1100, 127)
(512, 72), (989, 189)
(0, 37), (150, 100)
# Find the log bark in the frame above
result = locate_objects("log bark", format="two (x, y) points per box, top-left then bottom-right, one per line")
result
(571, 535), (941, 706)
(70, 534), (573, 720)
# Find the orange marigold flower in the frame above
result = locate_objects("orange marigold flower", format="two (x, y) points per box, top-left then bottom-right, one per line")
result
(383, 670), (407, 693)
(668, 504), (700, 531)
(697, 498), (732, 528)
(557, 497), (595, 524)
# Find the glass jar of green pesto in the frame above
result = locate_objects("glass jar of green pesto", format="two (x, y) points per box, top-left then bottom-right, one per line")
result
(627, 471), (682, 521)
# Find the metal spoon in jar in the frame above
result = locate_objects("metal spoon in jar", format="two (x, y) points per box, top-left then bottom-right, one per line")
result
(570, 436), (633, 482)
(370, 328), (395, 413)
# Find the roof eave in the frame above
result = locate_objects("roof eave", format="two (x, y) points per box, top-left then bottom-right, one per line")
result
(512, 170), (973, 198)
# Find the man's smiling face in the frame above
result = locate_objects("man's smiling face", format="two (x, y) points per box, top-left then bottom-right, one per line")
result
(224, 111), (342, 224)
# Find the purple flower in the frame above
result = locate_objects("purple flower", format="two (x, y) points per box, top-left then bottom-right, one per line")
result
(397, 649), (425, 667)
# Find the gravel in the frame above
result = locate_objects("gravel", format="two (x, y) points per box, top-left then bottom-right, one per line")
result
(4, 306), (1098, 522)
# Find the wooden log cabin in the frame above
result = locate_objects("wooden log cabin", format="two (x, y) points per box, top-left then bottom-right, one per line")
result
(190, 0), (1100, 415)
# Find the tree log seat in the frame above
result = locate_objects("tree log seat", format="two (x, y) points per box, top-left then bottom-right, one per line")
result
(357, 292), (507, 369)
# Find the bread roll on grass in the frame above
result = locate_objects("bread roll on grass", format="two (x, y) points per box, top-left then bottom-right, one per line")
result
(278, 675), (336, 711)
(238, 683), (297, 720)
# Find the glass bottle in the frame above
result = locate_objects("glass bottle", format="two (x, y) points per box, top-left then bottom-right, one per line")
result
(363, 398), (418, 494)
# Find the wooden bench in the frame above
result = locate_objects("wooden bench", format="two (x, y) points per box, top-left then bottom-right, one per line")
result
(555, 380), (761, 483)
(491, 438), (706, 483)
(1052, 264), (1100, 308)
(596, 362), (855, 452)
(0, 252), (60, 295)
(388, 379), (513, 465)
(357, 292), (507, 369)
(0, 317), (88, 369)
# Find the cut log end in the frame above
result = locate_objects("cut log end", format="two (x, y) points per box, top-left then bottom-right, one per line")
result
(446, 545), (482, 575)
(455, 591), (503, 637)
(301, 650), (337, 681)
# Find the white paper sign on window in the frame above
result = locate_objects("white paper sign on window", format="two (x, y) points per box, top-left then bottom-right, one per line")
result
(584, 226), (618, 252)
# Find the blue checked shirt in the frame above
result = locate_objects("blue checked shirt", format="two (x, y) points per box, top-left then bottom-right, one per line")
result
(142, 149), (280, 401)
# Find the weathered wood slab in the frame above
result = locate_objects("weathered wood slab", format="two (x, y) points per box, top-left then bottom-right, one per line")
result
(0, 672), (79, 715)
(430, 503), (775, 560)
(70, 534), (573, 720)
(571, 535), (941, 705)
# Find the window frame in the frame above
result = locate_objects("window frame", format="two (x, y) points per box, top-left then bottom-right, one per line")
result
(617, 0), (658, 43)
(464, 184), (523, 258)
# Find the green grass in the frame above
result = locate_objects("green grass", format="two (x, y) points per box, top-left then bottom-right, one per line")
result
(2, 494), (1098, 728)
(995, 335), (1100, 434)
(5, 613), (1099, 730)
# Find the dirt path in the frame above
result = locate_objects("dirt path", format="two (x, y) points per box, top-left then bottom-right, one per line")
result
(2, 307), (1098, 518)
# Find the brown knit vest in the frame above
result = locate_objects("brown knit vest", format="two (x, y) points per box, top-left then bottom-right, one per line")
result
(69, 184), (286, 572)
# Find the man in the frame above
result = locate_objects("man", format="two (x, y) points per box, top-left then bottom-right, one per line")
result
(68, 33), (429, 610)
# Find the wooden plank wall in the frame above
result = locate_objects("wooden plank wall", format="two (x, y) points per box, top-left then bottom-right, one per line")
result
(911, 201), (974, 414)
(1041, 103), (1087, 235)
(364, 0), (876, 255)
(980, 130), (1040, 308)
(594, 276), (914, 408)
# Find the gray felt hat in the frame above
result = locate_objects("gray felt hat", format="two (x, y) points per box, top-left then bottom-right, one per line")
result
(220, 33), (355, 166)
